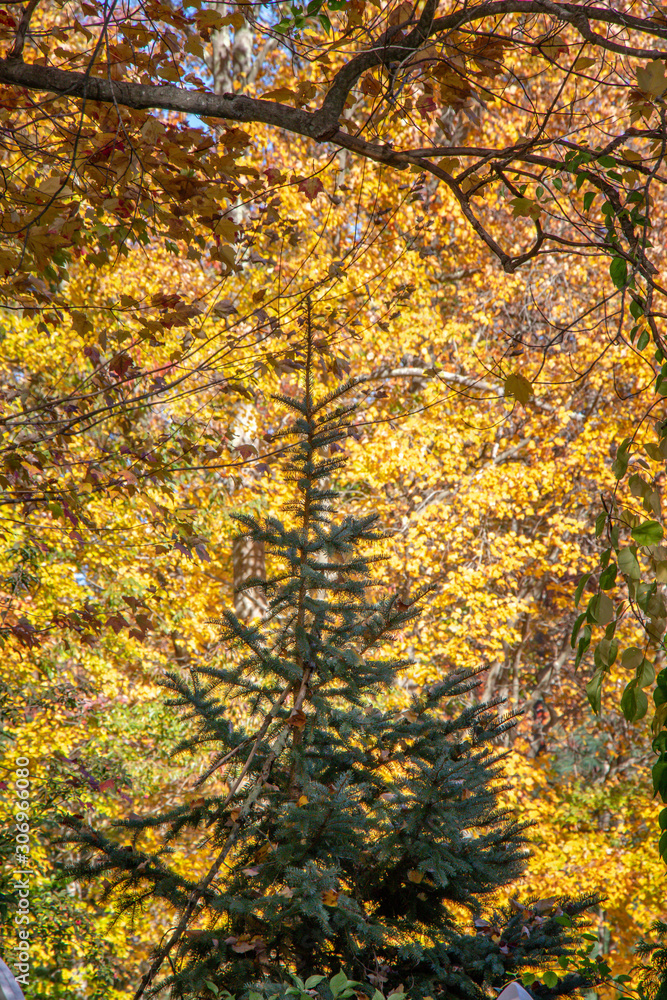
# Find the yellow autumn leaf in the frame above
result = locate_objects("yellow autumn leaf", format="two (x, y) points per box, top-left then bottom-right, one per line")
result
(261, 88), (298, 103)
(636, 59), (667, 98)
(504, 372), (534, 405)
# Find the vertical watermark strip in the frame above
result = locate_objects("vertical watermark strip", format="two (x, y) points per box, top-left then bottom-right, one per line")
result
(12, 756), (30, 989)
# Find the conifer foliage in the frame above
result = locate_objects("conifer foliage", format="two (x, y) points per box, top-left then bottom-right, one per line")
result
(64, 310), (593, 1000)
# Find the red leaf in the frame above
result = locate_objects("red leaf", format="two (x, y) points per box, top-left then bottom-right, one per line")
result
(109, 352), (133, 378)
(297, 177), (325, 201)
(236, 443), (258, 460)
(265, 167), (286, 185)
(106, 613), (129, 634)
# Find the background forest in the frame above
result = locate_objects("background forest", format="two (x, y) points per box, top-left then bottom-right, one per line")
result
(1, 0), (667, 997)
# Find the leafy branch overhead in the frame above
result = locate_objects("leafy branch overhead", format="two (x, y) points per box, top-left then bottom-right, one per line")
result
(1, 0), (667, 290)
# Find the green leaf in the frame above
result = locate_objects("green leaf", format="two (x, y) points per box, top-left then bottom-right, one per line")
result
(637, 658), (655, 688)
(629, 472), (649, 497)
(589, 592), (614, 625)
(632, 520), (664, 545)
(611, 438), (631, 479)
(652, 756), (667, 798)
(542, 971), (559, 988)
(621, 681), (648, 722)
(574, 625), (592, 668)
(571, 611), (587, 647)
(583, 191), (596, 211)
(330, 972), (350, 998)
(633, 688), (649, 722)
(595, 511), (607, 537)
(655, 687), (667, 707)
(638, 581), (658, 612)
(586, 666), (604, 713)
(659, 829), (667, 862)
(638, 329), (650, 350)
(594, 638), (618, 668)
(618, 547), (641, 579)
(598, 562), (617, 590)
(630, 296), (645, 319)
(574, 572), (591, 606)
(305, 978), (325, 990)
(621, 646), (643, 670)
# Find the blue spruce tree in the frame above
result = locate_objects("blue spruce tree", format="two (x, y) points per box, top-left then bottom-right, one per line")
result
(65, 307), (594, 1000)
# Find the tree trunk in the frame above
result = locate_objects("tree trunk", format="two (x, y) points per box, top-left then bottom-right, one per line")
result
(209, 2), (254, 96)
(232, 535), (267, 621)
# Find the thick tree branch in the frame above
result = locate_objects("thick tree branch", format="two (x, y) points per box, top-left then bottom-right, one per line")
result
(7, 0), (40, 60)
(1, 1), (666, 145)
(0, 57), (326, 137)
